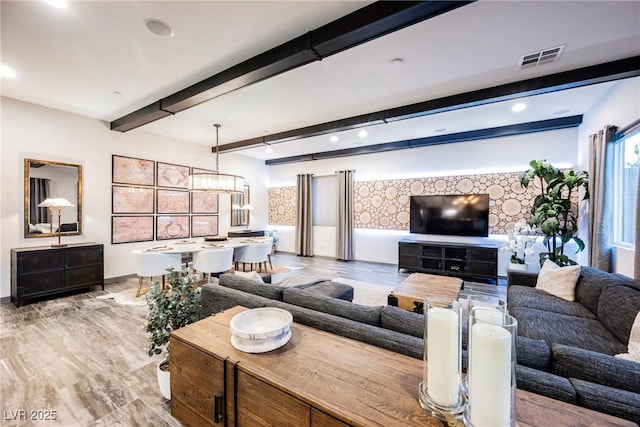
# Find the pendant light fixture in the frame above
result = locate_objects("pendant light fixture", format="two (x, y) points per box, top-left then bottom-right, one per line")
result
(188, 124), (245, 193)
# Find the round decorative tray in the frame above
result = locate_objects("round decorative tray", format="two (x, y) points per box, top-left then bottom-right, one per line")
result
(230, 307), (293, 340)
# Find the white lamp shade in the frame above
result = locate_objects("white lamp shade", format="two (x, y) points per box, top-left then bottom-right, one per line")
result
(51, 197), (74, 207)
(37, 198), (56, 207)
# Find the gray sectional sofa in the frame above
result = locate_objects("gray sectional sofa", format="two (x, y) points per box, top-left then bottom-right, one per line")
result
(508, 267), (640, 422)
(200, 270), (640, 422)
(200, 273), (426, 359)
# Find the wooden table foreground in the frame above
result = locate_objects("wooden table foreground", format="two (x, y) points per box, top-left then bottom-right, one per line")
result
(170, 306), (634, 427)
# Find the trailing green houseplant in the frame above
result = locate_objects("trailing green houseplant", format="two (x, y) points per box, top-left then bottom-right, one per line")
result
(520, 160), (589, 267)
(145, 267), (201, 398)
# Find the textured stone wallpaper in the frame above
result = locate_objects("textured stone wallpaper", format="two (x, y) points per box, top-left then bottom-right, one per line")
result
(268, 171), (570, 234)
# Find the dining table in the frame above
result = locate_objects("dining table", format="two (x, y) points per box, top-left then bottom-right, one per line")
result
(140, 237), (271, 256)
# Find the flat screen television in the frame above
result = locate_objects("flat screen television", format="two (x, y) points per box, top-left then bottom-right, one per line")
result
(410, 194), (489, 237)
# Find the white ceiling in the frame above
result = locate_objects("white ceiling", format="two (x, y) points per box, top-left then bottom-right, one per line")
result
(2, 1), (639, 161)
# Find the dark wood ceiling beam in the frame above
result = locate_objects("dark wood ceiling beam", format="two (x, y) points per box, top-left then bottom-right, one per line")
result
(223, 56), (640, 153)
(110, 0), (472, 132)
(265, 115), (583, 165)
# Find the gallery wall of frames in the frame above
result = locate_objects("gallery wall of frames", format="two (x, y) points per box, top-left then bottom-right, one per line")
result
(111, 155), (219, 244)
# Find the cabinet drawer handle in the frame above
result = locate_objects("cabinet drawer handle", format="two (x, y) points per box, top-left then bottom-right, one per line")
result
(214, 393), (223, 423)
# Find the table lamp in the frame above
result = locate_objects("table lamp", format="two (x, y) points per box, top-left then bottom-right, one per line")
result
(50, 197), (75, 247)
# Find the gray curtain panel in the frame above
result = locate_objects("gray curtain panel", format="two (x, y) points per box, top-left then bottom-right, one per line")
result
(587, 125), (617, 272)
(635, 172), (640, 280)
(296, 174), (313, 257)
(29, 177), (50, 224)
(336, 170), (354, 261)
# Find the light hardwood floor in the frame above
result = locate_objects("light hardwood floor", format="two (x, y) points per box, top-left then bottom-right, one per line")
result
(0, 252), (506, 426)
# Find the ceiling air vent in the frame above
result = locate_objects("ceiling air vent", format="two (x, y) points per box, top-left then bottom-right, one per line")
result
(518, 45), (565, 70)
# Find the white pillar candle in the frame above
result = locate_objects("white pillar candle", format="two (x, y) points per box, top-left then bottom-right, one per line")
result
(427, 307), (459, 406)
(473, 308), (504, 325)
(469, 322), (512, 426)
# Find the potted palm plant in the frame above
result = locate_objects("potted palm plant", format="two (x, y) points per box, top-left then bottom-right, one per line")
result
(145, 267), (201, 400)
(520, 159), (589, 266)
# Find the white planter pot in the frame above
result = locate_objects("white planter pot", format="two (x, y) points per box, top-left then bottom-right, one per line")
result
(508, 263), (527, 271)
(157, 361), (171, 400)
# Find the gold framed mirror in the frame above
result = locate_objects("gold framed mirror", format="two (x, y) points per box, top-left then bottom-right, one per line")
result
(24, 158), (82, 238)
(231, 185), (250, 227)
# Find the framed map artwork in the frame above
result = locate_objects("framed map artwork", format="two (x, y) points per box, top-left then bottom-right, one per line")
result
(157, 162), (190, 189)
(157, 215), (190, 240)
(112, 185), (154, 214)
(191, 192), (219, 214)
(112, 155), (155, 186)
(191, 215), (219, 237)
(111, 216), (154, 244)
(157, 189), (190, 214)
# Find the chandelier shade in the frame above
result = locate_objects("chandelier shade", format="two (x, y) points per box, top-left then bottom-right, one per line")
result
(189, 172), (244, 193)
(188, 124), (245, 193)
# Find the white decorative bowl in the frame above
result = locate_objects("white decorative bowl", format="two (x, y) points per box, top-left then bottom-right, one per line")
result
(229, 307), (293, 340)
(231, 329), (292, 353)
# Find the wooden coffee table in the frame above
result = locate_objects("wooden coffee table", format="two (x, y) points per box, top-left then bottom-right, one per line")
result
(388, 272), (463, 314)
(170, 306), (634, 427)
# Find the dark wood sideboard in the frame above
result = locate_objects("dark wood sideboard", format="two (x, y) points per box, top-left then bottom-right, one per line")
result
(11, 242), (104, 307)
(399, 240), (498, 284)
(170, 306), (634, 427)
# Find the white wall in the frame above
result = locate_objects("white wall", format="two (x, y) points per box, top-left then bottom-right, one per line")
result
(577, 77), (639, 274)
(0, 97), (269, 298)
(268, 127), (580, 273)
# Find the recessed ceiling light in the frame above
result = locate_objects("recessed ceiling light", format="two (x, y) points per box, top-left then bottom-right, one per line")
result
(265, 146), (273, 154)
(0, 64), (17, 79)
(358, 130), (368, 139)
(435, 128), (447, 133)
(389, 58), (405, 66)
(553, 109), (571, 115)
(42, 0), (68, 9)
(144, 18), (174, 38)
(329, 135), (339, 143)
(512, 103), (527, 112)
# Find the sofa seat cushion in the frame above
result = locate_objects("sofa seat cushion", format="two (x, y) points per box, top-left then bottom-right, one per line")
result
(597, 285), (640, 346)
(508, 285), (596, 319)
(575, 266), (639, 315)
(298, 281), (354, 301)
(515, 365), (576, 404)
(570, 378), (640, 424)
(282, 287), (382, 326)
(551, 344), (640, 394)
(265, 300), (423, 359)
(219, 273), (284, 300)
(380, 305), (424, 338)
(511, 306), (627, 355)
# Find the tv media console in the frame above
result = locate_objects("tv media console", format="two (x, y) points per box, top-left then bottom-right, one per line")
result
(398, 240), (498, 284)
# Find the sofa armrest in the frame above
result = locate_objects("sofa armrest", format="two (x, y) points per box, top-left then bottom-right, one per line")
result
(551, 343), (640, 394)
(507, 270), (538, 288)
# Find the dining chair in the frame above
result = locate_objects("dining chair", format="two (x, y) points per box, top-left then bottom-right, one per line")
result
(132, 250), (183, 297)
(233, 240), (273, 273)
(192, 247), (234, 283)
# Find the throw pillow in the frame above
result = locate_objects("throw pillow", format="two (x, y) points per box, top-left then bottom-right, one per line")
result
(233, 271), (264, 283)
(616, 311), (640, 363)
(535, 260), (580, 301)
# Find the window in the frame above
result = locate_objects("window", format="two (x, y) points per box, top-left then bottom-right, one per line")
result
(312, 175), (337, 226)
(613, 122), (640, 247)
